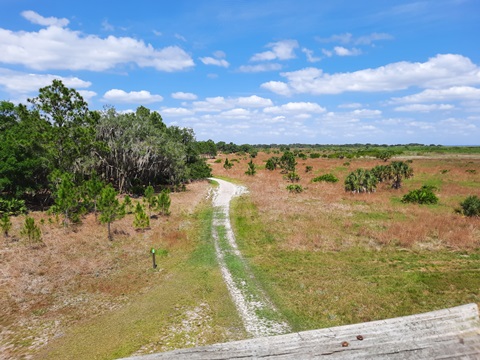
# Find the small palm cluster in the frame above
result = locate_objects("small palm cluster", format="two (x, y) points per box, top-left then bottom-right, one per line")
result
(345, 161), (414, 193)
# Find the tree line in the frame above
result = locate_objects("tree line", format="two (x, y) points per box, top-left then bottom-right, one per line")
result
(0, 80), (213, 211)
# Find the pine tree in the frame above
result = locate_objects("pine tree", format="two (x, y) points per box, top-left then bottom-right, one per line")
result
(157, 189), (171, 216)
(98, 185), (125, 240)
(133, 202), (150, 230)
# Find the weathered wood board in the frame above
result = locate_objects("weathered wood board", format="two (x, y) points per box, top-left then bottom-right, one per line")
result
(120, 303), (480, 359)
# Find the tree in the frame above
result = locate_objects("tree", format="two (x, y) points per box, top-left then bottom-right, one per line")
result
(98, 184), (125, 240)
(280, 151), (297, 173)
(224, 158), (233, 170)
(245, 159), (256, 176)
(157, 189), (171, 216)
(344, 168), (378, 193)
(371, 165), (391, 183)
(389, 161), (413, 189)
(21, 216), (42, 245)
(123, 195), (133, 214)
(144, 185), (156, 217)
(28, 80), (96, 173)
(133, 202), (150, 230)
(376, 150), (394, 162)
(265, 156), (280, 171)
(50, 172), (82, 226)
(82, 171), (104, 219)
(1, 213), (12, 238)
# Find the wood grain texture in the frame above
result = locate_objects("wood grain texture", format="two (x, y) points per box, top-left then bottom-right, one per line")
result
(120, 303), (480, 359)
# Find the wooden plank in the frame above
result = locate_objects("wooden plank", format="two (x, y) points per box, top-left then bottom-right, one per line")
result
(120, 303), (480, 359)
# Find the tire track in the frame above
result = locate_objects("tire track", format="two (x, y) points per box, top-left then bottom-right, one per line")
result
(209, 178), (290, 337)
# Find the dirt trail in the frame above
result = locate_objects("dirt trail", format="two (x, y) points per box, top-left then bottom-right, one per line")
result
(208, 178), (290, 337)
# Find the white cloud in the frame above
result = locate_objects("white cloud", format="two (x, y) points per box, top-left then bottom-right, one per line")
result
(101, 19), (114, 31)
(394, 104), (454, 112)
(191, 95), (273, 112)
(160, 107), (194, 117)
(171, 92), (198, 100)
(103, 89), (164, 104)
(0, 14), (194, 72)
(220, 108), (252, 119)
(78, 90), (97, 102)
(175, 33), (187, 42)
(391, 86), (480, 103)
(261, 54), (480, 96)
(338, 102), (362, 109)
(21, 10), (69, 27)
(302, 48), (321, 63)
(238, 63), (282, 73)
(199, 57), (229, 67)
(334, 46), (361, 56)
(0, 68), (91, 93)
(264, 102), (326, 114)
(260, 81), (292, 96)
(236, 95), (273, 108)
(250, 40), (298, 61)
(316, 32), (392, 45)
(350, 109), (382, 117)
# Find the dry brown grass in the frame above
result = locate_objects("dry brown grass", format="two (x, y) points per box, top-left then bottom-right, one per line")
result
(0, 181), (211, 359)
(211, 152), (480, 251)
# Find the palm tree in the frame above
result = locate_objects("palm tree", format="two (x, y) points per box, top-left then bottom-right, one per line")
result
(389, 161), (413, 189)
(344, 168), (378, 193)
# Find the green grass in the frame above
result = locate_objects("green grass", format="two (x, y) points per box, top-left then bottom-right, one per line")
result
(231, 195), (480, 332)
(37, 205), (244, 360)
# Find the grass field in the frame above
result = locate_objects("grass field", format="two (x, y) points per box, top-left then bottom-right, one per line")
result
(211, 151), (480, 331)
(0, 182), (245, 359)
(1, 150), (479, 359)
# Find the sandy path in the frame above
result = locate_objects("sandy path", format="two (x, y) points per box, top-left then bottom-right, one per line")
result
(209, 178), (290, 338)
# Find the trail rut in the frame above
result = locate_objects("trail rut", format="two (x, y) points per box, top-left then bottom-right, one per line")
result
(209, 178), (290, 337)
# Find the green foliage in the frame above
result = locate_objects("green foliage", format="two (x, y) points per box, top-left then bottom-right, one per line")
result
(133, 203), (150, 230)
(1, 213), (12, 237)
(50, 172), (83, 226)
(389, 161), (414, 189)
(82, 171), (105, 216)
(371, 165), (391, 183)
(265, 156), (280, 171)
(144, 185), (156, 217)
(98, 185), (125, 240)
(223, 158), (233, 170)
(214, 159), (222, 163)
(284, 171), (300, 183)
(344, 169), (378, 193)
(286, 184), (303, 193)
(312, 173), (338, 183)
(0, 197), (27, 216)
(459, 195), (480, 217)
(245, 160), (257, 176)
(402, 185), (439, 205)
(376, 150), (394, 162)
(280, 151), (297, 173)
(123, 195), (133, 214)
(309, 153), (321, 159)
(21, 216), (42, 244)
(188, 158), (212, 180)
(157, 189), (171, 216)
(305, 166), (313, 173)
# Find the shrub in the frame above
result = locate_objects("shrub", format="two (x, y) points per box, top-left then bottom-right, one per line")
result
(0, 198), (27, 216)
(157, 189), (171, 215)
(284, 171), (300, 183)
(1, 213), (12, 237)
(312, 173), (339, 183)
(286, 184), (303, 193)
(245, 159), (256, 176)
(21, 216), (42, 244)
(402, 185), (439, 205)
(305, 166), (313, 173)
(309, 153), (321, 159)
(133, 203), (150, 230)
(459, 195), (480, 217)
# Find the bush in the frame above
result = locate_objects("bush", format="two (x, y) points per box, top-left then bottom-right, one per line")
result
(0, 198), (27, 215)
(460, 195), (480, 217)
(312, 173), (339, 183)
(21, 216), (42, 244)
(286, 184), (303, 193)
(402, 185), (438, 205)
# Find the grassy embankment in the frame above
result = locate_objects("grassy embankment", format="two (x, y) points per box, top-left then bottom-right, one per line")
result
(1, 181), (245, 360)
(211, 150), (480, 332)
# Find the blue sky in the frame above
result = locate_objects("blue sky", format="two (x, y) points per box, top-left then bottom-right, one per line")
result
(1, 0), (479, 145)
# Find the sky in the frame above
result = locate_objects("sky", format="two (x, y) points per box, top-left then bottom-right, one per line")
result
(0, 0), (479, 145)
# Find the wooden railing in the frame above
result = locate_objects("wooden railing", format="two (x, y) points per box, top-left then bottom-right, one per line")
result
(120, 303), (480, 359)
